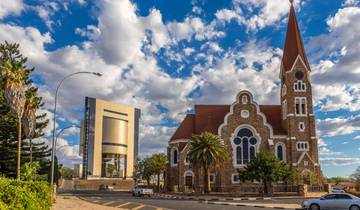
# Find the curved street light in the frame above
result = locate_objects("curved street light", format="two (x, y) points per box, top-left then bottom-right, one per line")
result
(50, 71), (102, 186)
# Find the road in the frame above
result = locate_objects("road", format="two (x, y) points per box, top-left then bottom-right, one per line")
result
(60, 191), (299, 210)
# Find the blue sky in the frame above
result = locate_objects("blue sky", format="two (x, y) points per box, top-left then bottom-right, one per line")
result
(1, 0), (360, 178)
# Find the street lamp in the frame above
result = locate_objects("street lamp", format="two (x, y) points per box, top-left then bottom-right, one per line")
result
(50, 71), (102, 187)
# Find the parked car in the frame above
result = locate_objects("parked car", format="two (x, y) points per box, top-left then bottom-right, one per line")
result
(99, 184), (114, 191)
(132, 185), (154, 197)
(332, 187), (346, 193)
(302, 193), (360, 210)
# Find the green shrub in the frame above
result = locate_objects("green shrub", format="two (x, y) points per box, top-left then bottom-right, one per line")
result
(0, 178), (53, 210)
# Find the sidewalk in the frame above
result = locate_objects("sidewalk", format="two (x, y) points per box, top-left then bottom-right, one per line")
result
(52, 196), (124, 210)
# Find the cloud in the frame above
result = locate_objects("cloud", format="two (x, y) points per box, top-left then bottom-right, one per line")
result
(343, 0), (359, 6)
(195, 40), (282, 105)
(318, 138), (327, 147)
(320, 157), (360, 166)
(319, 147), (342, 155)
(215, 0), (300, 31)
(308, 7), (360, 112)
(317, 116), (360, 137)
(0, 0), (23, 19)
(75, 25), (101, 40)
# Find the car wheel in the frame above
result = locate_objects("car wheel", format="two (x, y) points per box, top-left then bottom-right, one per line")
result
(350, 205), (360, 210)
(309, 203), (320, 210)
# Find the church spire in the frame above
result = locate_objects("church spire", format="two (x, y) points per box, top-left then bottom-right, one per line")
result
(282, 2), (311, 71)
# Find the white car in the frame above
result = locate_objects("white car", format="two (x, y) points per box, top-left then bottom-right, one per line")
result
(132, 185), (154, 197)
(302, 193), (360, 210)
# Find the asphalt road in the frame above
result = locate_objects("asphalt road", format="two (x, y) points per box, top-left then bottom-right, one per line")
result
(60, 191), (298, 210)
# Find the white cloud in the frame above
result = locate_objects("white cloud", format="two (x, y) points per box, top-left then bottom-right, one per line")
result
(321, 157), (360, 166)
(318, 138), (327, 147)
(343, 0), (359, 6)
(306, 6), (360, 113)
(319, 147), (342, 155)
(317, 116), (360, 137)
(167, 16), (224, 42)
(75, 25), (101, 40)
(195, 40), (282, 105)
(0, 0), (23, 19)
(355, 136), (360, 139)
(215, 0), (300, 31)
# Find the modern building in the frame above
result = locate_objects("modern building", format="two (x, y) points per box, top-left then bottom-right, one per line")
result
(79, 97), (140, 179)
(167, 3), (323, 192)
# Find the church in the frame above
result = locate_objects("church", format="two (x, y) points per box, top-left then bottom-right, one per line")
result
(166, 2), (323, 192)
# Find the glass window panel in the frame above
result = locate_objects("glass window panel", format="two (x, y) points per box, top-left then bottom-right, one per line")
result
(277, 145), (283, 160)
(296, 104), (300, 114)
(250, 146), (255, 160)
(238, 128), (253, 137)
(243, 139), (249, 164)
(301, 103), (306, 114)
(249, 137), (257, 145)
(236, 146), (242, 164)
(173, 150), (178, 164)
(234, 137), (241, 145)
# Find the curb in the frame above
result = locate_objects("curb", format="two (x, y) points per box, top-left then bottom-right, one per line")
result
(202, 201), (305, 210)
(154, 193), (273, 201)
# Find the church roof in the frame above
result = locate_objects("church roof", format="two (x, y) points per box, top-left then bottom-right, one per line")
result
(170, 104), (286, 141)
(282, 4), (311, 71)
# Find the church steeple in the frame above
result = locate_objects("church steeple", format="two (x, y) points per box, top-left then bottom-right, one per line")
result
(282, 2), (311, 71)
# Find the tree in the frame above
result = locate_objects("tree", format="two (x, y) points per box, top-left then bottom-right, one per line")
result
(0, 41), (50, 180)
(187, 132), (228, 193)
(151, 153), (167, 192)
(107, 164), (115, 177)
(59, 167), (74, 179)
(238, 151), (293, 196)
(21, 161), (40, 181)
(23, 87), (40, 166)
(327, 176), (351, 184)
(0, 42), (27, 180)
(133, 158), (143, 183)
(351, 167), (360, 190)
(142, 157), (155, 185)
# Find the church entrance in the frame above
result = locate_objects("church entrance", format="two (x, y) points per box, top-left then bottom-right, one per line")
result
(184, 170), (194, 190)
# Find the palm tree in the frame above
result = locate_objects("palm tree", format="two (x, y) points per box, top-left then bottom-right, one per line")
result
(151, 153), (167, 192)
(187, 132), (228, 193)
(0, 42), (27, 180)
(23, 88), (40, 167)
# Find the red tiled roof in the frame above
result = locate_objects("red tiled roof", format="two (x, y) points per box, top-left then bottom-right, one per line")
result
(194, 105), (230, 135)
(282, 4), (311, 71)
(170, 104), (286, 141)
(259, 105), (286, 135)
(170, 114), (195, 140)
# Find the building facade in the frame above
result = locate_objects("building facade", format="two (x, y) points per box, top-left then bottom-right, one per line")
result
(166, 3), (323, 192)
(80, 97), (140, 179)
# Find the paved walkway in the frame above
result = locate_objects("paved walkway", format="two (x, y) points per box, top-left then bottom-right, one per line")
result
(52, 196), (124, 210)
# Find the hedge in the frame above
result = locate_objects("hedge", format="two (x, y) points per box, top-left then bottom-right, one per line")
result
(0, 178), (53, 210)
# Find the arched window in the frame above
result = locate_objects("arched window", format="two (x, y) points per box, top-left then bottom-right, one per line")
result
(233, 128), (258, 166)
(173, 149), (178, 164)
(294, 81), (306, 92)
(171, 147), (178, 167)
(275, 143), (286, 161)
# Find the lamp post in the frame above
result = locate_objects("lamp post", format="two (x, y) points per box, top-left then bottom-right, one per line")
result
(50, 72), (102, 187)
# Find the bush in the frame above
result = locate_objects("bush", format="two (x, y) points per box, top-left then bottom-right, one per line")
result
(0, 178), (53, 210)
